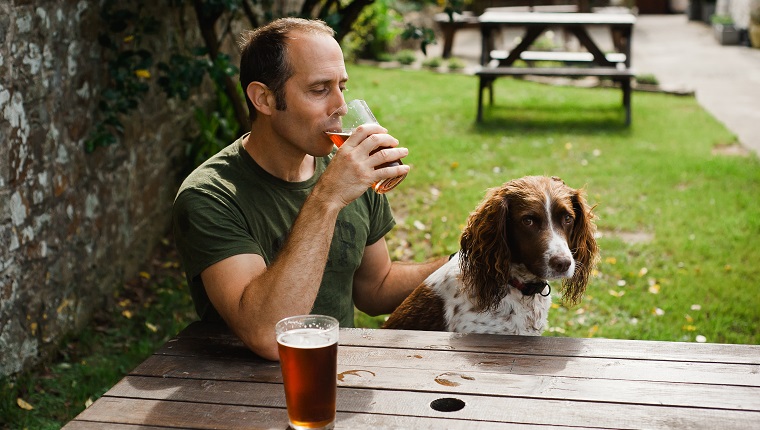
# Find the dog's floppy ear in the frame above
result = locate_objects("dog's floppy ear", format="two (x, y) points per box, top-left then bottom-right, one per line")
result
(459, 185), (512, 312)
(561, 187), (600, 305)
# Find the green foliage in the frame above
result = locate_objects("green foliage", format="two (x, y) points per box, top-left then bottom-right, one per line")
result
(446, 57), (466, 70)
(156, 50), (210, 101)
(186, 87), (241, 170)
(710, 14), (735, 25)
(343, 0), (403, 62)
(86, 1), (159, 152)
(401, 23), (437, 56)
(636, 73), (660, 85)
(86, 1), (242, 154)
(529, 31), (558, 51)
(422, 56), (443, 68)
(156, 48), (241, 167)
(1, 240), (196, 429)
(395, 49), (417, 65)
(402, 0), (467, 54)
(441, 0), (470, 17)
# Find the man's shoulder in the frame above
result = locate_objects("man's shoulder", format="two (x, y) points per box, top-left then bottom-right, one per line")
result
(177, 138), (245, 195)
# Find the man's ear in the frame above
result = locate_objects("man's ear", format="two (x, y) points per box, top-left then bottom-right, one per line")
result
(246, 82), (275, 116)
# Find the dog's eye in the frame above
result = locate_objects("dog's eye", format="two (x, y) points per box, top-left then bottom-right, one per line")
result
(522, 216), (534, 226)
(563, 214), (574, 225)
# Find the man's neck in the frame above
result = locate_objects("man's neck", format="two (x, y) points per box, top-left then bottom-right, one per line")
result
(242, 131), (316, 182)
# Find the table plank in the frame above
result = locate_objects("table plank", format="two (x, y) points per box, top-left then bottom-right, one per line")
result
(130, 352), (760, 411)
(67, 396), (546, 429)
(479, 11), (636, 26)
(339, 328), (760, 365)
(174, 323), (760, 365)
(63, 423), (167, 430)
(338, 345), (760, 387)
(84, 376), (760, 430)
(153, 331), (760, 387)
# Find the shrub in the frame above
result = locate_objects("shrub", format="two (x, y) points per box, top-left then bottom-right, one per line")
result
(447, 57), (466, 70)
(395, 49), (417, 65)
(422, 56), (443, 68)
(636, 73), (659, 85)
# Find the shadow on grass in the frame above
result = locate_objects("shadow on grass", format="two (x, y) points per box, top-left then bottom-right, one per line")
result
(473, 104), (632, 135)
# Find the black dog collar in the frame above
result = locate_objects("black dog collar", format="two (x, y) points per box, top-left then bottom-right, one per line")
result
(509, 279), (551, 297)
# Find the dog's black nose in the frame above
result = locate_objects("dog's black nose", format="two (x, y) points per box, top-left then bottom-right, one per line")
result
(549, 255), (572, 273)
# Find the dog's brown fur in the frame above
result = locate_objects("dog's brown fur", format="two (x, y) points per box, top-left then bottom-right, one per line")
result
(382, 285), (447, 331)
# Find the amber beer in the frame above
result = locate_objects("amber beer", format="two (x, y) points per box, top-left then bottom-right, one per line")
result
(325, 131), (407, 194)
(276, 315), (339, 430)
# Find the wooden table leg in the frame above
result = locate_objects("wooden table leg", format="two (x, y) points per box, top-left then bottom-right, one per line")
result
(441, 26), (456, 59)
(623, 78), (632, 126)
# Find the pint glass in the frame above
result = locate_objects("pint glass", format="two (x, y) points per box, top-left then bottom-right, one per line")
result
(276, 315), (339, 430)
(325, 99), (407, 193)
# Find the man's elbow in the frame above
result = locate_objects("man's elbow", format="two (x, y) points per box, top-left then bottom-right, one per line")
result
(238, 330), (280, 361)
(354, 300), (387, 318)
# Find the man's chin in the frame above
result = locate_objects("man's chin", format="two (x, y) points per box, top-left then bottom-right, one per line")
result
(312, 141), (336, 158)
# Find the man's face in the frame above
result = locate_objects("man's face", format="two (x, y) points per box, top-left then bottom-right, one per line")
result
(270, 31), (348, 157)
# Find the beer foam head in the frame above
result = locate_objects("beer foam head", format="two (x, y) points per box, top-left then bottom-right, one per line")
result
(277, 328), (338, 348)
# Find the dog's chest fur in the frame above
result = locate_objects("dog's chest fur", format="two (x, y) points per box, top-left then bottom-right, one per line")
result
(425, 257), (551, 335)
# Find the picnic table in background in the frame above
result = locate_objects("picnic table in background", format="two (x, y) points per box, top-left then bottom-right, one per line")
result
(434, 1), (591, 59)
(63, 321), (760, 429)
(476, 10), (636, 124)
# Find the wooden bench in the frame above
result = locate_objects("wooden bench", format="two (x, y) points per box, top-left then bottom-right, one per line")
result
(489, 49), (627, 65)
(476, 66), (634, 124)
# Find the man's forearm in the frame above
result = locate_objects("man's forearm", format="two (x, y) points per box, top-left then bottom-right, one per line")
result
(358, 256), (449, 316)
(236, 190), (344, 357)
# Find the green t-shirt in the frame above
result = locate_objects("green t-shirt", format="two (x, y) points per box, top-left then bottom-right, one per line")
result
(172, 135), (396, 327)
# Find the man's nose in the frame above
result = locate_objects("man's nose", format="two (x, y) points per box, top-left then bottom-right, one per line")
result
(333, 92), (347, 114)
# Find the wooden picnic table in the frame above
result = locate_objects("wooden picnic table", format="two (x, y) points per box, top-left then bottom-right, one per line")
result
(476, 10), (636, 124)
(64, 321), (760, 429)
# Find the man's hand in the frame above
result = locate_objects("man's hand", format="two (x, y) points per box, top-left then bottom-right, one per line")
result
(317, 123), (410, 207)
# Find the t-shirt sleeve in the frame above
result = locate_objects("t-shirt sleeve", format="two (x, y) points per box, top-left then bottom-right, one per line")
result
(173, 188), (262, 280)
(367, 192), (396, 246)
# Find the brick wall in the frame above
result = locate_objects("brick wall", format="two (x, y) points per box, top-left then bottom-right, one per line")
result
(0, 1), (207, 376)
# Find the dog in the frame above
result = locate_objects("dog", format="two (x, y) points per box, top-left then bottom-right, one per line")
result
(383, 176), (599, 335)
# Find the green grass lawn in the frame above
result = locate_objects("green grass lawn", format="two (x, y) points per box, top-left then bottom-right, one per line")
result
(3, 65), (759, 429)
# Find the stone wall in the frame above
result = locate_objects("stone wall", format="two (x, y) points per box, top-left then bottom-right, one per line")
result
(0, 1), (206, 376)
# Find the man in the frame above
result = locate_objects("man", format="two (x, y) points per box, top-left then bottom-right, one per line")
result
(172, 18), (447, 361)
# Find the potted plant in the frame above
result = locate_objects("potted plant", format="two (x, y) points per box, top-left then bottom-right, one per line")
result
(711, 14), (739, 45)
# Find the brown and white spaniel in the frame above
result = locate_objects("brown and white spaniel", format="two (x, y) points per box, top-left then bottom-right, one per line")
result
(384, 176), (599, 335)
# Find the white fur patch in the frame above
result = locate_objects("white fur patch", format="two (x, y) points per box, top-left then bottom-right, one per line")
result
(429, 253), (551, 336)
(543, 190), (575, 279)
